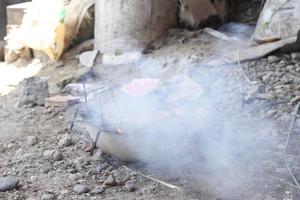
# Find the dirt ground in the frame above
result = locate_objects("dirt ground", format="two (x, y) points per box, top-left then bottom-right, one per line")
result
(1, 1), (300, 199)
(1, 29), (300, 200)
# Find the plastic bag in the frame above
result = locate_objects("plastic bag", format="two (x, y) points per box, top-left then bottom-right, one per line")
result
(5, 0), (94, 61)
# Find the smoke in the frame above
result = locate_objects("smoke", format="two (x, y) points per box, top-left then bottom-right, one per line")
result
(85, 23), (277, 198)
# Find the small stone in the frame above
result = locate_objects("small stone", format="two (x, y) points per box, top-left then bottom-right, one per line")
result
(67, 168), (77, 174)
(104, 175), (117, 187)
(95, 164), (109, 173)
(58, 135), (74, 147)
(90, 186), (105, 195)
(43, 150), (55, 158)
(41, 193), (55, 200)
(267, 55), (280, 64)
(73, 184), (89, 194)
(52, 151), (64, 161)
(125, 180), (136, 192)
(291, 52), (300, 61)
(27, 136), (38, 146)
(44, 150), (63, 161)
(68, 174), (78, 181)
(7, 143), (15, 149)
(60, 189), (68, 194)
(0, 176), (19, 192)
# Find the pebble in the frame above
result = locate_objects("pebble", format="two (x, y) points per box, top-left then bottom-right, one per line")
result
(104, 175), (117, 187)
(7, 143), (15, 149)
(125, 180), (136, 192)
(0, 176), (19, 192)
(291, 52), (300, 60)
(90, 186), (105, 195)
(58, 135), (74, 147)
(73, 184), (89, 194)
(41, 194), (55, 200)
(27, 136), (38, 146)
(43, 150), (63, 161)
(52, 151), (64, 161)
(43, 150), (55, 158)
(95, 164), (109, 173)
(68, 174), (78, 181)
(267, 55), (280, 64)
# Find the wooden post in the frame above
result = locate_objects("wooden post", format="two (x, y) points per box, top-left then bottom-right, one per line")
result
(94, 0), (177, 53)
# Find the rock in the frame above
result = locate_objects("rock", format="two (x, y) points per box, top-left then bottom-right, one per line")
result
(41, 193), (55, 200)
(67, 168), (77, 174)
(27, 136), (38, 146)
(104, 175), (117, 187)
(58, 135), (74, 147)
(17, 77), (49, 107)
(95, 164), (109, 173)
(68, 174), (78, 181)
(291, 96), (300, 105)
(43, 150), (55, 158)
(43, 150), (63, 161)
(52, 151), (64, 161)
(125, 180), (136, 192)
(90, 186), (105, 195)
(73, 184), (89, 194)
(291, 52), (300, 61)
(267, 55), (280, 64)
(0, 176), (19, 192)
(262, 73), (272, 83)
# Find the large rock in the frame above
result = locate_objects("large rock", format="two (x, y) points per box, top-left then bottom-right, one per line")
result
(254, 0), (300, 43)
(18, 77), (49, 107)
(0, 176), (19, 192)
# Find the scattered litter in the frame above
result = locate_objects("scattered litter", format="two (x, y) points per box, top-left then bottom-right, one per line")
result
(102, 51), (142, 66)
(121, 78), (160, 97)
(123, 166), (180, 189)
(45, 95), (80, 107)
(283, 103), (300, 187)
(204, 36), (298, 66)
(165, 75), (204, 103)
(5, 0), (95, 60)
(203, 27), (255, 46)
(79, 50), (99, 67)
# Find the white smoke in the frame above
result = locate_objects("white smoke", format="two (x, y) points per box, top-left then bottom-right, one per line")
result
(84, 23), (278, 199)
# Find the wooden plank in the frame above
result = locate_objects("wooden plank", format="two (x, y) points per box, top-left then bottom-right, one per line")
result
(45, 95), (81, 107)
